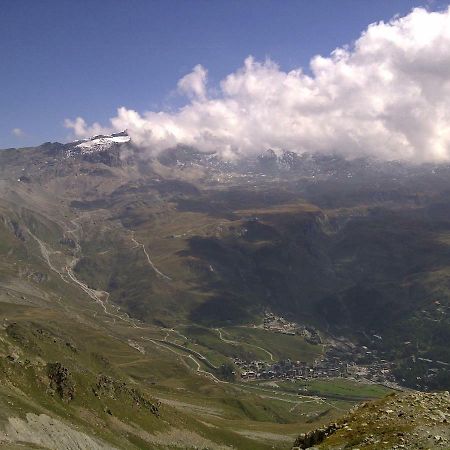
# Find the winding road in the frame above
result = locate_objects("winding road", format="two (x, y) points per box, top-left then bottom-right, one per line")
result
(130, 233), (172, 281)
(28, 222), (134, 325)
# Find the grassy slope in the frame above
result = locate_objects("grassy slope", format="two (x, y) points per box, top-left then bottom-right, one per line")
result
(0, 298), (389, 449)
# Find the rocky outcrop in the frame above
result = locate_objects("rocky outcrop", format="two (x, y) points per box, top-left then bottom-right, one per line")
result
(93, 374), (160, 416)
(292, 391), (450, 449)
(47, 362), (75, 402)
(292, 423), (341, 449)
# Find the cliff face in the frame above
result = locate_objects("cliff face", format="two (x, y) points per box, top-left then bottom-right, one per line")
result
(292, 391), (450, 449)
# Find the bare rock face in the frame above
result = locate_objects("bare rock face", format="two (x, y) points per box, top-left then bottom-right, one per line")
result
(0, 413), (117, 450)
(292, 391), (450, 449)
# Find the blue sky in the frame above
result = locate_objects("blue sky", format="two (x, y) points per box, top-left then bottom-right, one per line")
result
(1, 0), (448, 148)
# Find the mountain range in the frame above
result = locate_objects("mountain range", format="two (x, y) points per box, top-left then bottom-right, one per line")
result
(0, 132), (449, 449)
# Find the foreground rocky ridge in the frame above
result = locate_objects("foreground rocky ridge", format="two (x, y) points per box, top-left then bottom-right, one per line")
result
(293, 391), (450, 449)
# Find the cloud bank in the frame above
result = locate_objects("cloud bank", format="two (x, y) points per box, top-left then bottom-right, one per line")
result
(66, 7), (450, 162)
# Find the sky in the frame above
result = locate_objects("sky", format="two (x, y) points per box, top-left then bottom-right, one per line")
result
(2, 0), (450, 161)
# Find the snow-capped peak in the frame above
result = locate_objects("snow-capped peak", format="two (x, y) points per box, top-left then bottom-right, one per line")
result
(64, 132), (130, 158)
(75, 133), (130, 151)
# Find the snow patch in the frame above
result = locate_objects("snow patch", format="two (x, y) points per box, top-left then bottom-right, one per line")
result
(75, 135), (130, 151)
(65, 133), (130, 158)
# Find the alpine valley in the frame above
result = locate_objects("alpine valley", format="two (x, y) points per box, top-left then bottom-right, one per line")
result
(0, 132), (449, 449)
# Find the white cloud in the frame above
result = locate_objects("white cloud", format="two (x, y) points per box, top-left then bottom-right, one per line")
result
(65, 7), (450, 162)
(177, 64), (208, 101)
(63, 117), (105, 139)
(11, 128), (24, 137)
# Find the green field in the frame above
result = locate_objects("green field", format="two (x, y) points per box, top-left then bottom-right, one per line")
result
(256, 378), (394, 402)
(223, 326), (323, 362)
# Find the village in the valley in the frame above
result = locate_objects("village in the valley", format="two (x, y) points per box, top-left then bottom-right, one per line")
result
(235, 312), (398, 387)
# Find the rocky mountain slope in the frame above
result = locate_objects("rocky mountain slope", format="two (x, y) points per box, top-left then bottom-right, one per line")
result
(292, 390), (450, 449)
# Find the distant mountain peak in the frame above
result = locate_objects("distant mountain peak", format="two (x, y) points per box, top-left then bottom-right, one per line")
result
(56, 131), (132, 161)
(73, 131), (130, 154)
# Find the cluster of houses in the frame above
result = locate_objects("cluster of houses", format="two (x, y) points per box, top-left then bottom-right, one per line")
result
(236, 354), (395, 384)
(236, 326), (397, 384)
(263, 312), (322, 345)
(236, 358), (349, 381)
(408, 355), (450, 387)
(232, 312), (400, 385)
(263, 312), (298, 335)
